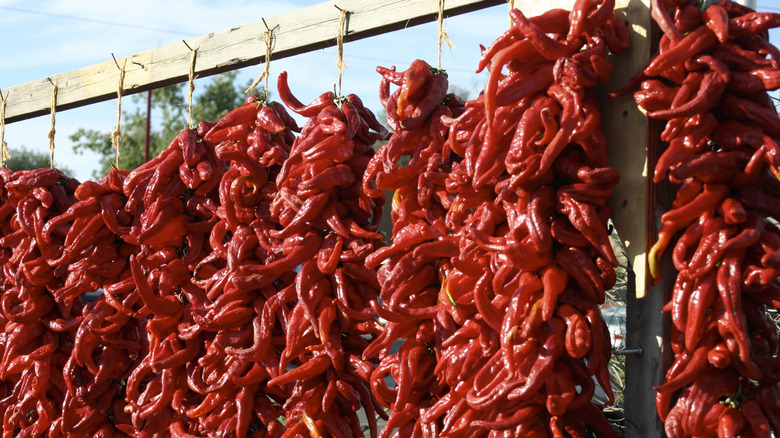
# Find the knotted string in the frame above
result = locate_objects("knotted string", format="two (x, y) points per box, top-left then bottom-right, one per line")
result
(437, 0), (454, 70)
(336, 6), (348, 97)
(508, 0), (516, 28)
(184, 41), (198, 129)
(245, 20), (275, 100)
(111, 56), (127, 168)
(0, 91), (8, 166)
(47, 81), (57, 169)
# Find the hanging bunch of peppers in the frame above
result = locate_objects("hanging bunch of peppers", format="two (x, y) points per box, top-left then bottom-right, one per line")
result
(362, 58), (466, 437)
(625, 0), (780, 435)
(150, 98), (302, 436)
(0, 167), (84, 434)
(363, 0), (629, 436)
(235, 72), (391, 437)
(107, 124), (227, 435)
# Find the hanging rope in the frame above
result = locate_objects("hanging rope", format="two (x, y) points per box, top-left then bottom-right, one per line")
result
(335, 6), (348, 97)
(245, 19), (275, 100)
(0, 90), (8, 167)
(437, 0), (454, 70)
(183, 41), (198, 129)
(507, 0), (515, 28)
(111, 55), (127, 168)
(47, 80), (57, 169)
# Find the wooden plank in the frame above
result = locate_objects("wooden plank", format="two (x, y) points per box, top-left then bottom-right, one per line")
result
(601, 0), (653, 302)
(2, 0), (504, 124)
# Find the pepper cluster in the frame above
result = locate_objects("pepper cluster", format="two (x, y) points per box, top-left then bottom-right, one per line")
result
(362, 59), (467, 437)
(247, 72), (390, 437)
(0, 78), (391, 436)
(105, 125), (226, 435)
(631, 0), (780, 436)
(363, 0), (629, 436)
(0, 167), (88, 434)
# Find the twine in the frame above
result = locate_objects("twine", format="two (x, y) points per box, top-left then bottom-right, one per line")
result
(336, 7), (348, 97)
(437, 0), (454, 70)
(0, 91), (8, 166)
(112, 57), (127, 168)
(47, 81), (57, 169)
(508, 0), (515, 28)
(245, 22), (275, 99)
(186, 45), (198, 129)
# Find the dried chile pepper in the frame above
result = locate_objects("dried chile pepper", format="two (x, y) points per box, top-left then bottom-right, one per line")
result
(627, 1), (780, 435)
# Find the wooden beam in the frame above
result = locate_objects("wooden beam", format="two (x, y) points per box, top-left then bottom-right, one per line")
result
(2, 0), (504, 124)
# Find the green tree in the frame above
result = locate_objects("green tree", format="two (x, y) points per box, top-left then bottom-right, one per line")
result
(71, 71), (247, 179)
(4, 145), (73, 175)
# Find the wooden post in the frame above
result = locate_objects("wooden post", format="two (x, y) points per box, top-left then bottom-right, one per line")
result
(600, 1), (666, 437)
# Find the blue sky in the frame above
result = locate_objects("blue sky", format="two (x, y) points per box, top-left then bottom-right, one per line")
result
(0, 1), (778, 181)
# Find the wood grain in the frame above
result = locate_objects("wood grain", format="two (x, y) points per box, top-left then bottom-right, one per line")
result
(603, 1), (666, 437)
(2, 0), (503, 124)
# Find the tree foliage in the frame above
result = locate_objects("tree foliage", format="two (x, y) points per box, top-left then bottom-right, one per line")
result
(70, 71), (247, 179)
(4, 145), (73, 175)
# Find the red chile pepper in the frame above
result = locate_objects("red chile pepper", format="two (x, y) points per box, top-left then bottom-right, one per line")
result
(739, 186), (780, 224)
(558, 193), (617, 265)
(683, 216), (730, 278)
(716, 250), (761, 375)
(255, 104), (285, 133)
(550, 217), (591, 247)
(718, 407), (747, 438)
(662, 182), (729, 228)
(270, 192), (329, 239)
(483, 40), (540, 124)
(671, 213), (707, 275)
(601, 14), (630, 55)
(204, 103), (257, 141)
(557, 304), (591, 359)
(683, 270), (718, 352)
(703, 3), (730, 42)
(396, 59), (432, 105)
(277, 72), (335, 118)
(555, 246), (604, 303)
(541, 264), (568, 321)
(741, 399), (773, 438)
(634, 79), (678, 113)
(129, 255), (182, 317)
(755, 384), (780, 432)
(504, 318), (565, 402)
(719, 197), (748, 225)
(495, 63), (555, 109)
(649, 55), (729, 120)
(729, 11), (780, 39)
(644, 27), (718, 77)
(651, 0), (683, 43)
(722, 93), (780, 140)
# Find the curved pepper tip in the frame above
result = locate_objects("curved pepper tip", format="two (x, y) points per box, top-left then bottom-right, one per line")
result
(647, 243), (662, 284)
